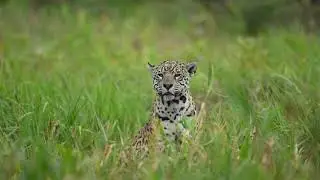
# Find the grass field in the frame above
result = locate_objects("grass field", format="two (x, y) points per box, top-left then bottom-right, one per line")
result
(1, 1), (320, 180)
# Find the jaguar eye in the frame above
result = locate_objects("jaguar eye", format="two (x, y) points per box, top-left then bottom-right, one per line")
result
(157, 73), (163, 78)
(174, 74), (181, 78)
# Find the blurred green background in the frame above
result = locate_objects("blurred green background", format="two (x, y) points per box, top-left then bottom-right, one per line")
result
(0, 0), (320, 179)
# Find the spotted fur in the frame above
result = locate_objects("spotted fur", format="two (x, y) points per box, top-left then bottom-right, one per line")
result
(120, 60), (198, 165)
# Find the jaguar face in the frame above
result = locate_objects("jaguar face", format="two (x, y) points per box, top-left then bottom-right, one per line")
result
(148, 60), (197, 101)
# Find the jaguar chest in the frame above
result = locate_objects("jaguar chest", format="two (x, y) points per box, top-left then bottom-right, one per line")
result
(155, 95), (190, 122)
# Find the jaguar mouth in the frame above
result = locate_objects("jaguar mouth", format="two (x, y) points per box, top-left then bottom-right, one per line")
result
(162, 92), (175, 101)
(163, 92), (174, 96)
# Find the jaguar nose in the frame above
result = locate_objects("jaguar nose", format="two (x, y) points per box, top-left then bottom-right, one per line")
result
(163, 83), (173, 90)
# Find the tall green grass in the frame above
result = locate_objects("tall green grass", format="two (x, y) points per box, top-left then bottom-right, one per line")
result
(0, 1), (319, 179)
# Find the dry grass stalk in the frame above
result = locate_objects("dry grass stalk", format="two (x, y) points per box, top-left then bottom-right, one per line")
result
(194, 102), (207, 142)
(261, 136), (275, 172)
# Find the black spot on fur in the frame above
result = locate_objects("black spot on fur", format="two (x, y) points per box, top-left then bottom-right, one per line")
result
(172, 99), (179, 104)
(167, 101), (171, 106)
(160, 96), (164, 104)
(157, 113), (169, 121)
(170, 120), (174, 123)
(175, 135), (182, 144)
(186, 110), (195, 117)
(180, 96), (187, 103)
(180, 107), (184, 111)
(160, 116), (169, 121)
(186, 103), (191, 111)
(165, 107), (168, 111)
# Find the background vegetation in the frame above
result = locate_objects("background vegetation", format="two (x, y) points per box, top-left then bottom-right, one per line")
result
(0, 0), (320, 179)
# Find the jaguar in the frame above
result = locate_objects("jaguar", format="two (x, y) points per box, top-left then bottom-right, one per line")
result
(119, 60), (199, 165)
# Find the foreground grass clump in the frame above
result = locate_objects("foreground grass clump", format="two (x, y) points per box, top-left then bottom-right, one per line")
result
(0, 2), (320, 180)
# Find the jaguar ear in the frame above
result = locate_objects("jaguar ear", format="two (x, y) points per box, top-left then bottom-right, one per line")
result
(147, 62), (155, 72)
(186, 62), (197, 75)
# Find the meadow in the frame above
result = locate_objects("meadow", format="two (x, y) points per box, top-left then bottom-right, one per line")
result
(0, 1), (320, 179)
